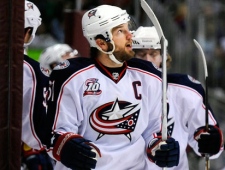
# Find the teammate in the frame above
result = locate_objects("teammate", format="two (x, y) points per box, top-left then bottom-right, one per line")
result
(44, 5), (180, 170)
(22, 1), (54, 169)
(39, 44), (79, 76)
(132, 26), (224, 169)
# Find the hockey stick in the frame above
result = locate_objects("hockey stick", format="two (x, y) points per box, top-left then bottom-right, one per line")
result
(193, 39), (210, 170)
(140, 0), (168, 141)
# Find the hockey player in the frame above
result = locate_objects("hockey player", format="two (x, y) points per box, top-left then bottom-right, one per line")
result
(132, 26), (224, 169)
(39, 44), (79, 76)
(22, 1), (54, 169)
(44, 5), (180, 170)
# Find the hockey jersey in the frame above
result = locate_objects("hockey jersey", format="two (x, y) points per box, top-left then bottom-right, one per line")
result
(146, 73), (223, 170)
(45, 57), (164, 170)
(22, 55), (49, 150)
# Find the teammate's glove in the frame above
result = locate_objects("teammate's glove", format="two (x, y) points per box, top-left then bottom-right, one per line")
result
(52, 132), (101, 170)
(147, 137), (180, 167)
(194, 125), (223, 155)
(22, 143), (54, 170)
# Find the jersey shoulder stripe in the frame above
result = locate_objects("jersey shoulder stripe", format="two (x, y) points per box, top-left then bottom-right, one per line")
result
(168, 73), (205, 97)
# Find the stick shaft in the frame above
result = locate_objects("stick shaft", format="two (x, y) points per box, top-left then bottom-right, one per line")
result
(140, 0), (168, 141)
(161, 36), (167, 141)
(205, 77), (209, 129)
(193, 39), (210, 169)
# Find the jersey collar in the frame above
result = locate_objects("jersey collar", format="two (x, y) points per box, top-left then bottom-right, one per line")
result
(95, 59), (127, 83)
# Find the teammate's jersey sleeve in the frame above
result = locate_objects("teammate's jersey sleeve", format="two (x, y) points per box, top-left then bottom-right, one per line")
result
(167, 73), (223, 158)
(22, 55), (48, 150)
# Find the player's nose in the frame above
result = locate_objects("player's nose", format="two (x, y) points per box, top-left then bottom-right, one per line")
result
(126, 31), (133, 40)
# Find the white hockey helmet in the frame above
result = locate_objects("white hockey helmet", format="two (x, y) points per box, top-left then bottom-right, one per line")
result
(39, 44), (78, 75)
(82, 5), (130, 64)
(132, 26), (161, 49)
(24, 0), (42, 47)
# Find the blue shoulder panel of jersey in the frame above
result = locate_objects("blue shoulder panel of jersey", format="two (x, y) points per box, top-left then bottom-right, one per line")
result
(167, 73), (205, 97)
(24, 55), (49, 80)
(50, 57), (94, 83)
(127, 58), (162, 78)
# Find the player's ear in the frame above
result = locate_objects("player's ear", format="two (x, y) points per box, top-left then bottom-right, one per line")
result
(24, 28), (32, 44)
(95, 39), (108, 52)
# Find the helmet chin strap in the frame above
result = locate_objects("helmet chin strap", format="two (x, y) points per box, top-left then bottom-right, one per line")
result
(108, 53), (123, 65)
(96, 42), (123, 65)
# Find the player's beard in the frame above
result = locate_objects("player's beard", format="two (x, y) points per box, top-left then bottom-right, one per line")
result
(108, 43), (135, 62)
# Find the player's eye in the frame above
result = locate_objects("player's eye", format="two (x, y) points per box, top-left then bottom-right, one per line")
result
(118, 29), (123, 34)
(139, 52), (147, 58)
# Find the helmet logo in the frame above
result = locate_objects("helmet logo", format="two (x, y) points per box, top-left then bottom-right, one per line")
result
(132, 40), (140, 45)
(26, 3), (34, 10)
(88, 9), (97, 18)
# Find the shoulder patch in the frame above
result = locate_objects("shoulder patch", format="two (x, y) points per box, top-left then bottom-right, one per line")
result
(53, 60), (70, 70)
(40, 65), (50, 77)
(187, 75), (201, 84)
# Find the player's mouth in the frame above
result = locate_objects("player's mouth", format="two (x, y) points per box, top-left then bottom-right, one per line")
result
(125, 43), (132, 50)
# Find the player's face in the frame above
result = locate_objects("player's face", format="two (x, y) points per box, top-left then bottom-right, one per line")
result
(111, 23), (135, 62)
(135, 49), (162, 68)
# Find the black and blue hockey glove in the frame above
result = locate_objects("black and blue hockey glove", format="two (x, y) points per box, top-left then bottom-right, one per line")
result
(147, 137), (180, 168)
(23, 151), (54, 170)
(22, 143), (54, 170)
(194, 125), (223, 155)
(52, 133), (101, 170)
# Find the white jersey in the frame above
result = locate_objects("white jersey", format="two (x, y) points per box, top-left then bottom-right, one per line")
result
(22, 55), (48, 150)
(45, 57), (163, 170)
(147, 73), (223, 170)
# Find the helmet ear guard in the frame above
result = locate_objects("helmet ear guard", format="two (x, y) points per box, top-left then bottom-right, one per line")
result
(24, 1), (42, 47)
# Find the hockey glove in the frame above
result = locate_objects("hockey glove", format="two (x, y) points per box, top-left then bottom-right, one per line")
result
(147, 137), (180, 168)
(194, 125), (223, 155)
(22, 143), (54, 170)
(53, 132), (101, 170)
